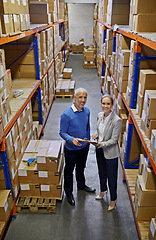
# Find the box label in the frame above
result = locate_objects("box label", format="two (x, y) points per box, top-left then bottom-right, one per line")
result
(39, 171), (48, 178)
(4, 201), (8, 213)
(41, 185), (50, 191)
(150, 220), (155, 237)
(37, 156), (46, 164)
(18, 170), (27, 176)
(20, 184), (30, 190)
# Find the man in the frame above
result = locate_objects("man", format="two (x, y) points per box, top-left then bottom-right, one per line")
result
(60, 88), (96, 206)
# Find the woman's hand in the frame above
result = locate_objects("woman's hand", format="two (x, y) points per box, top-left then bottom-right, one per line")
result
(73, 138), (82, 147)
(92, 134), (98, 140)
(91, 142), (100, 147)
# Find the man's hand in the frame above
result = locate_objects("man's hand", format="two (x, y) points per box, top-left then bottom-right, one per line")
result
(73, 138), (82, 147)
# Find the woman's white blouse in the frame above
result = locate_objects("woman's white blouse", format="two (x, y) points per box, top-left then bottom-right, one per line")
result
(98, 112), (112, 142)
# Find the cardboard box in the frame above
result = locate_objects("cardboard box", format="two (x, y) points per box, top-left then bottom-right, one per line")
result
(150, 130), (156, 164)
(0, 190), (13, 221)
(107, 14), (129, 25)
(29, 2), (49, 15)
(63, 68), (72, 79)
(134, 14), (156, 32)
(12, 14), (20, 32)
(149, 218), (156, 240)
(30, 13), (51, 24)
(139, 69), (156, 96)
(145, 118), (156, 139)
(20, 183), (40, 197)
(1, 14), (14, 34)
(139, 154), (145, 175)
(0, 0), (10, 14)
(143, 90), (156, 119)
(37, 143), (62, 171)
(5, 131), (14, 160)
(135, 202), (156, 221)
(133, 0), (156, 14)
(142, 160), (156, 190)
(135, 175), (156, 206)
(18, 162), (38, 183)
(136, 92), (143, 118)
(120, 50), (130, 67)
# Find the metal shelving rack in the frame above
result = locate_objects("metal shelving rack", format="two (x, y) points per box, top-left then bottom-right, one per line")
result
(0, 20), (67, 240)
(93, 18), (156, 240)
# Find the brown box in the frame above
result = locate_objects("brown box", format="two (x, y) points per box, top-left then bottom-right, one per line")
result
(135, 175), (156, 206)
(18, 162), (38, 183)
(142, 160), (156, 190)
(1, 14), (14, 34)
(63, 68), (72, 79)
(136, 92), (143, 118)
(135, 202), (156, 221)
(139, 154), (145, 175)
(120, 50), (130, 66)
(139, 69), (156, 96)
(37, 143), (62, 171)
(133, 0), (156, 14)
(134, 14), (156, 32)
(12, 14), (20, 32)
(0, 190), (13, 221)
(5, 132), (14, 160)
(30, 13), (51, 24)
(0, 0), (10, 14)
(143, 90), (156, 119)
(40, 178), (63, 199)
(20, 183), (40, 197)
(145, 118), (156, 139)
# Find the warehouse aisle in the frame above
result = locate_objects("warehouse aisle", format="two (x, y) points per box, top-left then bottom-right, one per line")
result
(5, 54), (138, 240)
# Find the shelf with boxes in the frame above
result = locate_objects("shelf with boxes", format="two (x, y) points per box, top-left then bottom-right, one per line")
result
(0, 17), (68, 240)
(93, 0), (156, 238)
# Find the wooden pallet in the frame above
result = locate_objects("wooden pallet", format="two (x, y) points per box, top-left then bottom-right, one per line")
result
(83, 65), (97, 69)
(16, 197), (56, 213)
(55, 95), (73, 99)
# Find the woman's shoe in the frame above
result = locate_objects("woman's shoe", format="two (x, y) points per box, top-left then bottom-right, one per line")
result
(108, 200), (117, 211)
(95, 190), (108, 200)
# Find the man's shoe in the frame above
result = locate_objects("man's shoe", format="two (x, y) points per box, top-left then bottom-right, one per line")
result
(66, 193), (75, 206)
(78, 186), (96, 193)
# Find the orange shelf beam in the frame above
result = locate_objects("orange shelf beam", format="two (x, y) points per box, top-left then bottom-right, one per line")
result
(95, 19), (156, 51)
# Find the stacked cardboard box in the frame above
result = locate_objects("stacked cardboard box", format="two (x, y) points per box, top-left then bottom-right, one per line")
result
(106, 0), (130, 25)
(98, 0), (108, 23)
(121, 121), (141, 164)
(83, 47), (96, 68)
(141, 90), (156, 139)
(103, 29), (113, 65)
(18, 140), (64, 199)
(129, 0), (156, 32)
(0, 101), (33, 198)
(0, 0), (30, 34)
(0, 49), (12, 128)
(47, 63), (55, 104)
(94, 4), (98, 20)
(0, 190), (13, 224)
(29, 2), (51, 24)
(136, 70), (156, 118)
(55, 52), (62, 85)
(53, 24), (63, 58)
(150, 130), (156, 165)
(134, 158), (156, 221)
(114, 34), (131, 92)
(55, 79), (75, 98)
(71, 38), (84, 54)
(119, 113), (128, 147)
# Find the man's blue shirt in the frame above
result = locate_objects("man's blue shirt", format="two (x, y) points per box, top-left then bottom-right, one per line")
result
(60, 106), (90, 150)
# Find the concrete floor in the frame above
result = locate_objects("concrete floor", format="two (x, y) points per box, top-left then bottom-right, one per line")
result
(4, 54), (139, 240)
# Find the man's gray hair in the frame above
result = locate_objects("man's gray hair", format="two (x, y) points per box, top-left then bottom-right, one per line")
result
(74, 88), (88, 96)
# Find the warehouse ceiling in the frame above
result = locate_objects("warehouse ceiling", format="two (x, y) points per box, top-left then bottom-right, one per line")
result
(65, 0), (99, 3)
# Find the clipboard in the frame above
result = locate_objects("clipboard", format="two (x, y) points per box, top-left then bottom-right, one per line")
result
(77, 138), (97, 144)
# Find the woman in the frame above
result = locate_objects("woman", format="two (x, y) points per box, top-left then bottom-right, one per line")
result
(92, 95), (122, 211)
